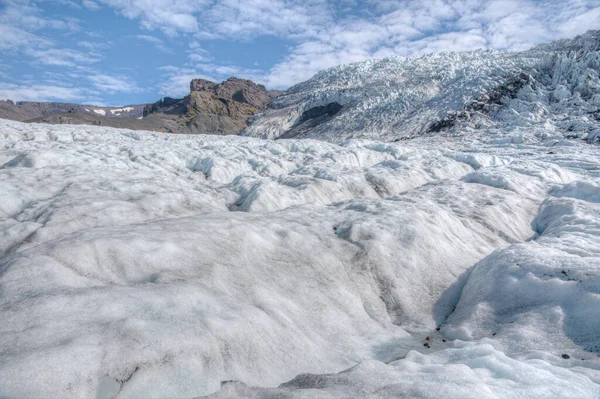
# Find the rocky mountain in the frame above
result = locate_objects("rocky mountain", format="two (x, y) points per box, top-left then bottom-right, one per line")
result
(143, 77), (281, 134)
(0, 100), (145, 122)
(18, 77), (280, 135)
(244, 30), (600, 143)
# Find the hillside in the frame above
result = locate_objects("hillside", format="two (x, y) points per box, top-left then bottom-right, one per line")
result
(27, 109), (188, 133)
(0, 100), (145, 122)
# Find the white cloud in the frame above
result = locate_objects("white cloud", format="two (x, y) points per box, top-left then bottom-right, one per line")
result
(0, 0), (81, 54)
(0, 23), (53, 51)
(82, 0), (101, 10)
(262, 0), (600, 88)
(1, 0), (81, 32)
(203, 0), (332, 39)
(86, 74), (143, 94)
(25, 48), (103, 67)
(93, 0), (332, 38)
(188, 53), (207, 62)
(187, 42), (210, 63)
(134, 35), (172, 53)
(96, 0), (210, 36)
(77, 41), (111, 51)
(556, 5), (600, 37)
(0, 82), (87, 102)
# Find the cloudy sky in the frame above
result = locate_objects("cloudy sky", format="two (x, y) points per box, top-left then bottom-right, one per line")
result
(1, 0), (598, 105)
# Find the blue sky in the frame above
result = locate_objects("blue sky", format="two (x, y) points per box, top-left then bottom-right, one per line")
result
(1, 0), (599, 106)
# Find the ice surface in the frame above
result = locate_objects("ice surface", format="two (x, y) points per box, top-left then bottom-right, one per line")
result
(206, 344), (598, 399)
(1, 117), (599, 398)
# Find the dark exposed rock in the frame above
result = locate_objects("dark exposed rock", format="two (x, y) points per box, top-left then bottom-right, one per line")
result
(428, 112), (460, 133)
(427, 72), (533, 134)
(190, 79), (217, 92)
(144, 76), (280, 135)
(273, 102), (344, 140)
(298, 102), (342, 124)
(143, 97), (182, 117)
(189, 77), (278, 109)
(469, 72), (532, 111)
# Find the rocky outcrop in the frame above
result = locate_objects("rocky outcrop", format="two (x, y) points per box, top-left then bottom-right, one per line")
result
(143, 97), (182, 117)
(145, 77), (280, 135)
(191, 77), (278, 109)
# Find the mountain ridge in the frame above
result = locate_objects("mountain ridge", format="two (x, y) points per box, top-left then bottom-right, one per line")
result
(3, 76), (281, 135)
(0, 100), (146, 122)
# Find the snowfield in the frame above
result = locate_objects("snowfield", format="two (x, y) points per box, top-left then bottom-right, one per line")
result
(1, 118), (599, 398)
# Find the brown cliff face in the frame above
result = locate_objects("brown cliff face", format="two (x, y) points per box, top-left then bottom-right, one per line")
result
(184, 77), (279, 134)
(140, 77), (280, 135)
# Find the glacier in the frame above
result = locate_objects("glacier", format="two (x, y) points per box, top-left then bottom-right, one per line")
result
(244, 31), (600, 143)
(1, 31), (600, 399)
(1, 118), (599, 398)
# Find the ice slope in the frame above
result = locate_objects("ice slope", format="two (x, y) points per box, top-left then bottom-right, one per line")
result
(244, 30), (600, 143)
(0, 118), (599, 398)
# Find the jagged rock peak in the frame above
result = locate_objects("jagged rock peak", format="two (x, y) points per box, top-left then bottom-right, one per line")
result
(189, 77), (276, 109)
(190, 79), (217, 92)
(142, 76), (282, 135)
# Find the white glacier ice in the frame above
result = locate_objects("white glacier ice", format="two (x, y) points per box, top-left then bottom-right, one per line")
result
(0, 117), (599, 398)
(1, 31), (600, 399)
(245, 31), (600, 143)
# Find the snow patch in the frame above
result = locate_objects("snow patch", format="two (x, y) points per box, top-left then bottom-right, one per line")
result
(110, 107), (134, 115)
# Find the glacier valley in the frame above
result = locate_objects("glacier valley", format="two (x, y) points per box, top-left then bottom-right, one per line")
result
(1, 31), (600, 398)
